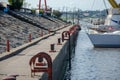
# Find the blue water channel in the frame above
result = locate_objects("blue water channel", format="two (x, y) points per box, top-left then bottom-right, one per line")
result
(70, 24), (120, 80)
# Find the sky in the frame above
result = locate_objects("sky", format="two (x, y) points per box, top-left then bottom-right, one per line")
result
(25, 0), (112, 11)
(0, 0), (120, 11)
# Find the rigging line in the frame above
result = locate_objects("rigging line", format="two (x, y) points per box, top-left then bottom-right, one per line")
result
(103, 0), (108, 9)
(91, 0), (96, 10)
(103, 0), (108, 15)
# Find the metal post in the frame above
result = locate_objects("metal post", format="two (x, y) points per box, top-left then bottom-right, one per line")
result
(68, 34), (71, 70)
(29, 34), (32, 42)
(72, 9), (74, 24)
(66, 7), (68, 23)
(77, 9), (80, 25)
(44, 0), (47, 11)
(6, 40), (10, 52)
(39, 0), (41, 11)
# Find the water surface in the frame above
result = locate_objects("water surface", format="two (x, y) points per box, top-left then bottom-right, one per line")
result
(71, 28), (120, 80)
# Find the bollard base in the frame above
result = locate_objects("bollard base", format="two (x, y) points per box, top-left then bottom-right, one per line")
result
(57, 43), (62, 45)
(49, 50), (56, 52)
(2, 76), (16, 80)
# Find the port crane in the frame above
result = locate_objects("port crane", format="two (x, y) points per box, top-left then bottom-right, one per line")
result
(39, 0), (47, 11)
(108, 0), (120, 8)
(39, 0), (52, 15)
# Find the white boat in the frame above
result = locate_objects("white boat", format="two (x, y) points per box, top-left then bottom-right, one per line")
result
(87, 0), (120, 48)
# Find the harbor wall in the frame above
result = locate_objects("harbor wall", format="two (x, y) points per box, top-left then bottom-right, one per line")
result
(41, 26), (80, 80)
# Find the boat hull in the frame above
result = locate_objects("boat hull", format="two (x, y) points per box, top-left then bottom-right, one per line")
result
(87, 34), (120, 48)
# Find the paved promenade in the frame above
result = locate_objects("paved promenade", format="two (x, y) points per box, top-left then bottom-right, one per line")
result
(0, 25), (72, 80)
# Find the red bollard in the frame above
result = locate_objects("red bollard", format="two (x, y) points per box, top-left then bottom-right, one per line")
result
(49, 44), (56, 52)
(65, 32), (68, 37)
(36, 57), (46, 66)
(48, 28), (51, 34)
(29, 34), (32, 42)
(40, 30), (43, 37)
(62, 31), (70, 42)
(57, 38), (62, 45)
(2, 76), (16, 80)
(29, 52), (52, 80)
(6, 40), (10, 52)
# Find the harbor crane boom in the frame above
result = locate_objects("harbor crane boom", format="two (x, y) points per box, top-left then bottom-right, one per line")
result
(108, 0), (120, 8)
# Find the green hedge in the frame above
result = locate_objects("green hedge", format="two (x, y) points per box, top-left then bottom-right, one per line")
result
(8, 0), (24, 10)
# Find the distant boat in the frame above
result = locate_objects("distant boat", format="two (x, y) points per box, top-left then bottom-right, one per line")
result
(87, 0), (120, 48)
